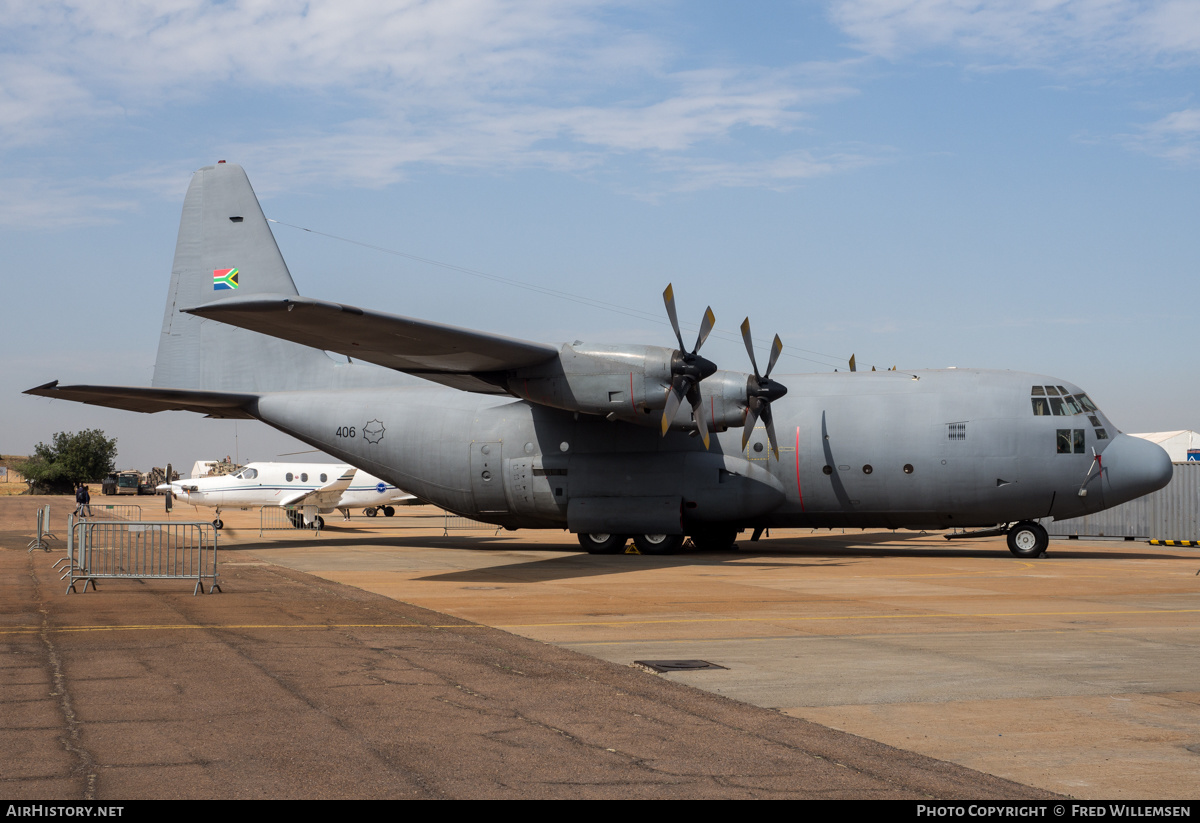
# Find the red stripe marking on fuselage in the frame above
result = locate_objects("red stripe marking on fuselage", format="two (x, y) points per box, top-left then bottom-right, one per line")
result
(795, 425), (805, 512)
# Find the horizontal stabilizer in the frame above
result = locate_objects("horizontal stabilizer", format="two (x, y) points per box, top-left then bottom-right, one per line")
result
(279, 467), (357, 509)
(24, 381), (257, 419)
(183, 294), (558, 380)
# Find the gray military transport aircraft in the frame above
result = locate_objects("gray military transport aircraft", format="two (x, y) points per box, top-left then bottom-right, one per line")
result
(26, 162), (1173, 556)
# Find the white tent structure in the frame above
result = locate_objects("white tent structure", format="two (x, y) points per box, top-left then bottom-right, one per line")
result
(1130, 431), (1200, 462)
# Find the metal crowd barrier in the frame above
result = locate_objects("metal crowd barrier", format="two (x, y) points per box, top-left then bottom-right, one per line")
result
(259, 506), (324, 535)
(443, 513), (501, 536)
(64, 519), (220, 595)
(255, 505), (498, 537)
(86, 503), (143, 522)
(27, 505), (56, 552)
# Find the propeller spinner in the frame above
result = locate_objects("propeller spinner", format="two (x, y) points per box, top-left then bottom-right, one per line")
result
(660, 284), (718, 448)
(740, 318), (788, 459)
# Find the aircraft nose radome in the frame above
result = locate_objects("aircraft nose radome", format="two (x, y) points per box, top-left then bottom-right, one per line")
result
(1104, 434), (1173, 505)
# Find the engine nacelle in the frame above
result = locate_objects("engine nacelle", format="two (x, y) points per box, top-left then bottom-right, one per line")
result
(506, 345), (758, 435)
(506, 343), (676, 424)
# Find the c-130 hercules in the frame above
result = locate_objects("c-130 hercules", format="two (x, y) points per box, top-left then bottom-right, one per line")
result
(27, 162), (1172, 556)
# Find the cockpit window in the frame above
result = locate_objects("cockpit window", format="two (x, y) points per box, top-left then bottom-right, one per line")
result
(1032, 386), (1101, 419)
(237, 468), (257, 480)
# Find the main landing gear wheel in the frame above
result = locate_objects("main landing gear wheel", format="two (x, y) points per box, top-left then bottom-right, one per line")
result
(1007, 521), (1049, 558)
(364, 507), (377, 517)
(633, 534), (685, 555)
(384, 506), (395, 517)
(578, 533), (627, 554)
(313, 515), (324, 530)
(689, 527), (739, 552)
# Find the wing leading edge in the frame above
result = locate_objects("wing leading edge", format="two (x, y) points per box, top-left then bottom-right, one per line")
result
(183, 293), (559, 393)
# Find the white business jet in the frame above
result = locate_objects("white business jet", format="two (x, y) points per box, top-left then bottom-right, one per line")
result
(161, 462), (414, 529)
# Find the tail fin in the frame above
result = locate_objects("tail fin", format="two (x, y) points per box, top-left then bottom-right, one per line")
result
(152, 162), (333, 392)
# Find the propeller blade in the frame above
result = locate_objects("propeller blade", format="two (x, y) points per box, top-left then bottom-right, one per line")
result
(763, 405), (780, 460)
(742, 399), (761, 450)
(661, 379), (687, 436)
(663, 283), (686, 352)
(740, 318), (760, 378)
(164, 462), (173, 513)
(694, 307), (716, 353)
(687, 382), (711, 450)
(692, 402), (711, 449)
(849, 354), (856, 373)
(765, 334), (783, 378)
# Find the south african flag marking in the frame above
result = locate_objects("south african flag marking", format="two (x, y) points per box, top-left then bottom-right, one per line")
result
(213, 268), (239, 290)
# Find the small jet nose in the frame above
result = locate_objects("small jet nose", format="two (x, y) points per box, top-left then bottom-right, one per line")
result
(1102, 434), (1173, 506)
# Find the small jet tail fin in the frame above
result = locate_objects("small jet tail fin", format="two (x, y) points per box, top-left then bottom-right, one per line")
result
(152, 162), (333, 392)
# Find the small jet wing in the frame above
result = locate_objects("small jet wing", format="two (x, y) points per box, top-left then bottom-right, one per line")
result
(183, 294), (559, 391)
(278, 467), (357, 510)
(23, 382), (257, 418)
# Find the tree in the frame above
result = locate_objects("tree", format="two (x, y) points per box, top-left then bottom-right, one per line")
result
(22, 429), (118, 493)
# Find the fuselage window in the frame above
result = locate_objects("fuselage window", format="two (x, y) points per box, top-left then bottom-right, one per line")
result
(320, 473), (327, 482)
(301, 473), (309, 483)
(286, 472), (294, 482)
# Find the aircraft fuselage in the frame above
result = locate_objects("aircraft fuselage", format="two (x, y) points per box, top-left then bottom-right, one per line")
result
(252, 367), (1171, 535)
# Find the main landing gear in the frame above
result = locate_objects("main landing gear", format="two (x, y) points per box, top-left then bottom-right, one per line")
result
(577, 530), (738, 555)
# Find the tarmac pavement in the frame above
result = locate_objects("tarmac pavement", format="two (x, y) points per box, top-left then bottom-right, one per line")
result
(9, 496), (1198, 799)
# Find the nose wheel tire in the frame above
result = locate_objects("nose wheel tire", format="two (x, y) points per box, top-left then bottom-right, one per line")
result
(633, 533), (685, 555)
(1007, 521), (1049, 557)
(578, 533), (628, 554)
(212, 519), (223, 530)
(689, 527), (739, 552)
(364, 507), (377, 517)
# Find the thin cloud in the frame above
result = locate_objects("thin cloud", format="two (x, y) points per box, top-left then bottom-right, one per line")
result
(0, 1), (879, 207)
(1119, 107), (1200, 164)
(829, 0), (1200, 69)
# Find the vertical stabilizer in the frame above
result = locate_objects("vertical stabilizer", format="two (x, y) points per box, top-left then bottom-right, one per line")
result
(152, 162), (331, 392)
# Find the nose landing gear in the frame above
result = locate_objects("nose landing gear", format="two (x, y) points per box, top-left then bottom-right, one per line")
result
(1007, 521), (1049, 558)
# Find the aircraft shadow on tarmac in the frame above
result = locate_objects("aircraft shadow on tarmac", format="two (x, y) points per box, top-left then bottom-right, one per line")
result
(227, 528), (1196, 584)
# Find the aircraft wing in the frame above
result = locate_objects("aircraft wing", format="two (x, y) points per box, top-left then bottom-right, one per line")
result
(183, 293), (559, 393)
(23, 382), (258, 419)
(278, 467), (357, 510)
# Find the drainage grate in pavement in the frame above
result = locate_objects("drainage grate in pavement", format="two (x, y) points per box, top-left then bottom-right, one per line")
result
(636, 660), (727, 673)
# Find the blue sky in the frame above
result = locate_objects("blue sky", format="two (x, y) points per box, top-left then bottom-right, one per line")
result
(5, 0), (1199, 472)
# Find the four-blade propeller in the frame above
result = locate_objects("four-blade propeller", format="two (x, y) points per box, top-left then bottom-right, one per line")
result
(660, 284), (718, 448)
(740, 318), (788, 459)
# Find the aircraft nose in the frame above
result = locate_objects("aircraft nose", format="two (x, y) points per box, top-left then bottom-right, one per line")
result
(1103, 434), (1173, 506)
